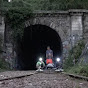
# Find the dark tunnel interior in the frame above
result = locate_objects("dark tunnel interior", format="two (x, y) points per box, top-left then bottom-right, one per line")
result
(16, 24), (63, 70)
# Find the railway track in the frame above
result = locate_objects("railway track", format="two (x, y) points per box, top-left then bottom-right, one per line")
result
(0, 71), (88, 88)
(0, 70), (88, 81)
(62, 72), (88, 81)
(0, 71), (36, 81)
(0, 72), (35, 81)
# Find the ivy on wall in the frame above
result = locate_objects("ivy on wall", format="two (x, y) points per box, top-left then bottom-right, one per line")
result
(2, 0), (32, 41)
(5, 7), (32, 41)
(63, 40), (85, 69)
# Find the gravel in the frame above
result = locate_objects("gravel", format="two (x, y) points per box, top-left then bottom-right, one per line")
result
(0, 71), (88, 88)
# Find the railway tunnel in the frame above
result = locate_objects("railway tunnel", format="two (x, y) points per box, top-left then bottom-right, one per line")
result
(16, 24), (63, 70)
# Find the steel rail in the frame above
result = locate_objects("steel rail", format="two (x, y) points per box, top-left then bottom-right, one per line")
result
(62, 72), (88, 81)
(0, 71), (88, 82)
(0, 71), (37, 81)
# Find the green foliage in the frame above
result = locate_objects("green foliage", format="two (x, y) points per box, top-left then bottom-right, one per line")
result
(67, 64), (88, 77)
(3, 0), (32, 41)
(0, 58), (10, 71)
(12, 0), (88, 10)
(6, 8), (32, 39)
(63, 57), (74, 70)
(64, 40), (85, 70)
(64, 40), (88, 77)
(2, 0), (88, 11)
(71, 40), (85, 62)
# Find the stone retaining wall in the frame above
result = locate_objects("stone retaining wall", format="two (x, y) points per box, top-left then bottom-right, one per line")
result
(1, 9), (88, 68)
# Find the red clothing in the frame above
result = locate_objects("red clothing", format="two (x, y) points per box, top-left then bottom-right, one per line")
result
(46, 59), (53, 64)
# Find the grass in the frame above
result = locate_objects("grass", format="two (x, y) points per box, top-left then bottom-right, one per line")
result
(66, 64), (88, 77)
(63, 40), (87, 77)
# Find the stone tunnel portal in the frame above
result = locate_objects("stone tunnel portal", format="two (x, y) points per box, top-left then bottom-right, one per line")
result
(16, 24), (62, 70)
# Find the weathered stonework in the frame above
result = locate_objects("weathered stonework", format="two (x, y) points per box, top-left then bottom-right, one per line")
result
(1, 9), (88, 67)
(0, 16), (5, 46)
(24, 10), (84, 57)
(70, 13), (83, 47)
(83, 13), (88, 43)
(0, 12), (5, 53)
(32, 16), (70, 42)
(0, 12), (5, 60)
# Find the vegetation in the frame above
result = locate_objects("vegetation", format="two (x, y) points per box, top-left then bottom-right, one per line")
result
(67, 64), (88, 77)
(2, 0), (88, 10)
(2, 0), (32, 41)
(63, 40), (88, 77)
(64, 40), (85, 69)
(6, 8), (32, 40)
(0, 58), (10, 71)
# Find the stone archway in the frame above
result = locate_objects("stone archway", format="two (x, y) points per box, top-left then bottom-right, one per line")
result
(16, 24), (63, 70)
(25, 15), (71, 59)
(3, 10), (85, 69)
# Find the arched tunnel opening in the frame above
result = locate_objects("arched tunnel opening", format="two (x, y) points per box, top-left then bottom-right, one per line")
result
(16, 24), (63, 70)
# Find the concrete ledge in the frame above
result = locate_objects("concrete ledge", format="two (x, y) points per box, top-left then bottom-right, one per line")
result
(33, 9), (88, 14)
(32, 9), (88, 17)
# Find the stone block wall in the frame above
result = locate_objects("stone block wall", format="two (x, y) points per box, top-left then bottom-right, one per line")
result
(1, 10), (88, 67)
(83, 13), (88, 43)
(0, 14), (5, 58)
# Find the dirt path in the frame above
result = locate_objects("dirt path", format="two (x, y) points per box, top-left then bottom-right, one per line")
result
(0, 72), (88, 88)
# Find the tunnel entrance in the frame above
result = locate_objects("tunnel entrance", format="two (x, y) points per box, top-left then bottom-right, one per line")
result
(16, 24), (62, 70)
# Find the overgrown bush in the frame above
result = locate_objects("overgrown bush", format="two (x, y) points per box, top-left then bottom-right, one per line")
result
(67, 64), (88, 77)
(7, 0), (88, 10)
(2, 0), (88, 11)
(0, 58), (10, 71)
(2, 0), (33, 42)
(63, 40), (85, 70)
(5, 7), (32, 40)
(63, 40), (88, 77)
